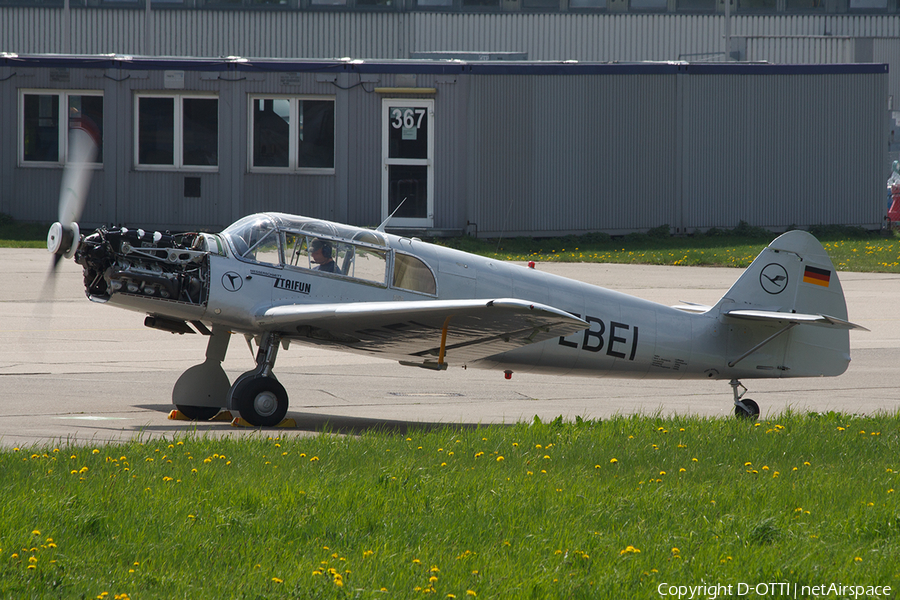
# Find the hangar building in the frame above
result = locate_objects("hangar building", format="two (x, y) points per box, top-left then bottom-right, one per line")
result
(0, 55), (886, 236)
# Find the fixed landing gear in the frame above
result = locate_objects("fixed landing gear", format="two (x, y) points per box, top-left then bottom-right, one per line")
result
(172, 328), (290, 426)
(231, 375), (288, 427)
(729, 379), (760, 420)
(173, 325), (232, 421)
(227, 332), (289, 427)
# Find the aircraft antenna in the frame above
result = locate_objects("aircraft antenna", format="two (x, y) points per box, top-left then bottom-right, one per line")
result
(376, 197), (408, 233)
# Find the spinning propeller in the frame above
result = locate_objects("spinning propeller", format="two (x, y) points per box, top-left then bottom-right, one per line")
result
(46, 124), (99, 273)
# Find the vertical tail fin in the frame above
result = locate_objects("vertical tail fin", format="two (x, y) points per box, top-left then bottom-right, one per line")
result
(714, 231), (862, 377)
(715, 231), (849, 319)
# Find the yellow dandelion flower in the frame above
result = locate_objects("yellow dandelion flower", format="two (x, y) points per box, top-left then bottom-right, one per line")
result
(610, 458), (618, 464)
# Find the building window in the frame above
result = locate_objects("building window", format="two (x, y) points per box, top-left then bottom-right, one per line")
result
(135, 94), (218, 170)
(250, 96), (335, 172)
(569, 0), (607, 9)
(737, 0), (775, 10)
(20, 91), (103, 166)
(676, 0), (714, 9)
(630, 0), (666, 8)
(849, 0), (887, 9)
(784, 0), (823, 9)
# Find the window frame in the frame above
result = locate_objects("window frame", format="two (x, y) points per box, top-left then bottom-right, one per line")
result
(391, 251), (438, 296)
(248, 94), (336, 175)
(133, 92), (219, 172)
(18, 89), (104, 168)
(282, 231), (390, 287)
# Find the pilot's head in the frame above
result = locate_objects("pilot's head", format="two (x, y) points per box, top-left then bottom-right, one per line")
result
(310, 238), (333, 261)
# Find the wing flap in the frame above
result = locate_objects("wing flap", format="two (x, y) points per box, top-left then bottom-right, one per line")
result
(724, 309), (869, 331)
(256, 298), (589, 366)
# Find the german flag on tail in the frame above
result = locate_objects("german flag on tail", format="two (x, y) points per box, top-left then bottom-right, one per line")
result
(803, 265), (831, 287)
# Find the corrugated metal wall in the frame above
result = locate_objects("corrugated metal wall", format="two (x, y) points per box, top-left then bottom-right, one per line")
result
(6, 9), (900, 59)
(5, 9), (900, 101)
(679, 72), (885, 231)
(465, 68), (885, 236)
(743, 36), (856, 63)
(468, 74), (679, 236)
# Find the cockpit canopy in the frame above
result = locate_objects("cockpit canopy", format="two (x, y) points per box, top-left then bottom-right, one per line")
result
(221, 213), (435, 294)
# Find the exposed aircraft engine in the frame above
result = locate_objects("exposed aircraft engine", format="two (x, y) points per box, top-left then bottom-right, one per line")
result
(75, 226), (210, 305)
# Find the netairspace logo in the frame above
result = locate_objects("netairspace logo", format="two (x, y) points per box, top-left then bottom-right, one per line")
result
(657, 583), (893, 599)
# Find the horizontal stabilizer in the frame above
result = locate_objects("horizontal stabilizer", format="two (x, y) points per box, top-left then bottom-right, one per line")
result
(724, 309), (868, 331)
(672, 302), (711, 314)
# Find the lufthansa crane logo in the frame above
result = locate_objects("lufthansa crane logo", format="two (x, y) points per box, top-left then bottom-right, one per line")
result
(759, 263), (788, 295)
(222, 271), (243, 292)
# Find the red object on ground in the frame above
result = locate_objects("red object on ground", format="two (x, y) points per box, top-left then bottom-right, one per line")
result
(890, 183), (900, 223)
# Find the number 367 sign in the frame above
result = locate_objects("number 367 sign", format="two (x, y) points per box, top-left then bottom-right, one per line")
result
(391, 107), (426, 140)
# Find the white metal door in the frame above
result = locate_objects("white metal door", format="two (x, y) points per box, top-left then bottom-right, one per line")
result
(382, 99), (434, 228)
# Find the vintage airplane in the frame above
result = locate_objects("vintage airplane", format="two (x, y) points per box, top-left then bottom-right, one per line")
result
(45, 130), (866, 425)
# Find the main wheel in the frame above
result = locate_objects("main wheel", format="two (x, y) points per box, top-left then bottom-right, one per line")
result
(175, 404), (221, 421)
(232, 376), (288, 427)
(734, 398), (760, 420)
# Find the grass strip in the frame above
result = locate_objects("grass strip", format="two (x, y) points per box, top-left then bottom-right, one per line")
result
(2, 412), (898, 599)
(439, 224), (900, 273)
(6, 216), (900, 272)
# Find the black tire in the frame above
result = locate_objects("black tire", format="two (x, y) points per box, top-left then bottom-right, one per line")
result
(232, 376), (288, 427)
(175, 404), (221, 421)
(734, 398), (760, 420)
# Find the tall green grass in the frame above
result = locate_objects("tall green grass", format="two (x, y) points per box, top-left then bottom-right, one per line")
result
(3, 413), (898, 599)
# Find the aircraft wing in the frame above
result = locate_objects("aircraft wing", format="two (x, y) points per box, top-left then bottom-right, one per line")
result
(723, 309), (869, 331)
(255, 298), (589, 368)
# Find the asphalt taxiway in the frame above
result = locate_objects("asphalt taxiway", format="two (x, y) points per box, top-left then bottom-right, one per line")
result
(1, 248), (897, 448)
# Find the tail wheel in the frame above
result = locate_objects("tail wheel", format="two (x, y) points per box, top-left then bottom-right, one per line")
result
(232, 376), (288, 427)
(734, 398), (760, 420)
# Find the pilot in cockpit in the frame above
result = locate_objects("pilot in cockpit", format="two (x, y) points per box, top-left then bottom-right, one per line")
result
(310, 238), (341, 274)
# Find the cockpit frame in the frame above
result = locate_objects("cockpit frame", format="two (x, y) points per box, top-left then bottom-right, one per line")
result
(221, 212), (438, 296)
